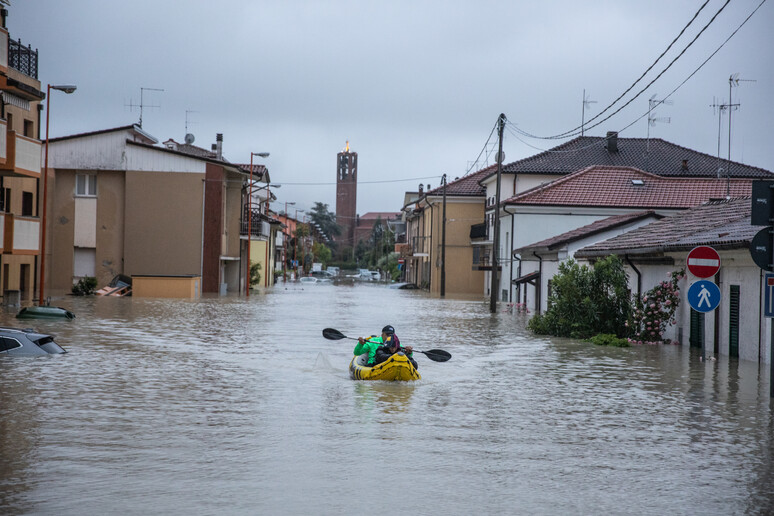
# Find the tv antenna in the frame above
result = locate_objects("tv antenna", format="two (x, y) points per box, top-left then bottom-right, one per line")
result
(644, 94), (672, 172)
(580, 89), (596, 136)
(126, 87), (164, 127)
(185, 109), (199, 144)
(725, 74), (755, 190)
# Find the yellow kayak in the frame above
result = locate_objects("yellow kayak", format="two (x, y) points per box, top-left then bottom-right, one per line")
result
(349, 352), (421, 381)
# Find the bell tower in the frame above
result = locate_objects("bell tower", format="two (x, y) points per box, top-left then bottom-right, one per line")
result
(336, 141), (357, 247)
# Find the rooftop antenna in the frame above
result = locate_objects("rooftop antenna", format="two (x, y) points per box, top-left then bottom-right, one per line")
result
(580, 89), (596, 137)
(725, 73), (755, 197)
(645, 94), (672, 172)
(709, 96), (729, 180)
(126, 87), (164, 127)
(185, 109), (198, 144)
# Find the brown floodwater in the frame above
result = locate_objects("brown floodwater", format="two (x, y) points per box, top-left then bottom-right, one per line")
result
(1, 282), (773, 515)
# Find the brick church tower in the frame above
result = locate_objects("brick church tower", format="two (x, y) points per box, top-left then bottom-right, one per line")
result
(336, 141), (357, 247)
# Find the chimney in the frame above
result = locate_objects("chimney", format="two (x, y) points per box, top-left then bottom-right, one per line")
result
(215, 133), (223, 160)
(1, 9), (8, 29)
(418, 184), (424, 194)
(681, 159), (689, 171)
(605, 131), (618, 152)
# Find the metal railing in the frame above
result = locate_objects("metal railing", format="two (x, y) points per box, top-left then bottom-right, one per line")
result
(409, 235), (431, 255)
(470, 222), (488, 240)
(240, 207), (266, 238)
(9, 39), (38, 79)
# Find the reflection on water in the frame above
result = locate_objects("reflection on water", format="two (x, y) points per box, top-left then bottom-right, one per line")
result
(0, 283), (773, 515)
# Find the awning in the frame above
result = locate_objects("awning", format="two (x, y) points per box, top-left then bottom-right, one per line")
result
(512, 271), (539, 285)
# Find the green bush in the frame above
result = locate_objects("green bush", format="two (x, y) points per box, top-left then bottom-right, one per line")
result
(527, 256), (631, 339)
(589, 333), (630, 347)
(72, 276), (98, 296)
(250, 262), (262, 287)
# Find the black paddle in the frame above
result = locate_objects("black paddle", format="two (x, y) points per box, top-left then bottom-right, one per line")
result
(322, 328), (452, 362)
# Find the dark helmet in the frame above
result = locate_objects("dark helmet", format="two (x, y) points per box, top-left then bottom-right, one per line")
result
(382, 325), (395, 335)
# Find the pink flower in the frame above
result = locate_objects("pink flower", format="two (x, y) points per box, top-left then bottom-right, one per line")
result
(665, 300), (672, 306)
(650, 303), (656, 308)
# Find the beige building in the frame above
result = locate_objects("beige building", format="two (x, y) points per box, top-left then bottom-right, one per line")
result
(0, 15), (44, 302)
(46, 126), (252, 294)
(403, 172), (488, 295)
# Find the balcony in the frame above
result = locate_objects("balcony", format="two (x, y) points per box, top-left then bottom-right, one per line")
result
(240, 206), (269, 239)
(472, 246), (501, 271)
(470, 222), (488, 241)
(0, 213), (40, 254)
(0, 130), (42, 178)
(8, 38), (38, 79)
(409, 235), (430, 256)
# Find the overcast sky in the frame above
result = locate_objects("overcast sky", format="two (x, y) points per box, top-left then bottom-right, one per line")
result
(12, 0), (774, 216)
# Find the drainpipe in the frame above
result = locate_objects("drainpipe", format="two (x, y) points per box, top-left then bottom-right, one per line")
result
(624, 254), (641, 295)
(533, 252), (543, 314)
(503, 205), (517, 303)
(421, 195), (433, 291)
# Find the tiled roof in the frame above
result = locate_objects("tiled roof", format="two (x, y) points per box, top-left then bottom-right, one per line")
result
(515, 211), (661, 253)
(424, 164), (495, 197)
(233, 163), (268, 179)
(575, 197), (759, 257)
(504, 166), (752, 209)
(490, 135), (773, 179)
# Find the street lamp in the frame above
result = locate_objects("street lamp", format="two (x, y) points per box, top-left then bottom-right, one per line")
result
(39, 84), (76, 306)
(246, 151), (269, 297)
(283, 201), (296, 282)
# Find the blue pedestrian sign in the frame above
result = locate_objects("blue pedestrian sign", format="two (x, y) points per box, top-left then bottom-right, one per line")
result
(764, 273), (774, 318)
(687, 280), (721, 313)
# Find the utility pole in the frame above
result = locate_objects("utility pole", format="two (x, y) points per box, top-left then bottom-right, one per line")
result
(489, 114), (506, 314)
(441, 174), (447, 298)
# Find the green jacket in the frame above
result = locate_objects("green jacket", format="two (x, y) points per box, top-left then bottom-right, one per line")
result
(353, 336), (383, 365)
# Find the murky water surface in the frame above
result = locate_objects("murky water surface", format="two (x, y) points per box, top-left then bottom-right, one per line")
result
(1, 283), (773, 515)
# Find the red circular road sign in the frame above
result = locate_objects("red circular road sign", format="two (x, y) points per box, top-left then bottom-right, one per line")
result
(686, 246), (721, 278)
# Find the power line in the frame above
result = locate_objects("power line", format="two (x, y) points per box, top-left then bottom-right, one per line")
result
(513, 0), (731, 141)
(504, 0), (766, 153)
(279, 174), (443, 186)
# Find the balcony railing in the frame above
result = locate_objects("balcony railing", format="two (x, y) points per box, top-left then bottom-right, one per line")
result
(0, 132), (41, 177)
(470, 222), (488, 240)
(472, 246), (500, 271)
(0, 213), (40, 253)
(9, 38), (38, 79)
(240, 206), (267, 238)
(409, 235), (430, 255)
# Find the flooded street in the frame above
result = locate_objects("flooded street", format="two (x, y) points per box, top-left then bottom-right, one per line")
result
(2, 283), (774, 515)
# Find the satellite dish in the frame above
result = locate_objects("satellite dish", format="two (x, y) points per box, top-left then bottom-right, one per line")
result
(184, 133), (195, 144)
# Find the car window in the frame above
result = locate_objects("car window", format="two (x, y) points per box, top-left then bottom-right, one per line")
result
(0, 337), (22, 352)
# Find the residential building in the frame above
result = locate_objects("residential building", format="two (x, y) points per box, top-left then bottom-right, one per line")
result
(353, 211), (400, 245)
(506, 166), (753, 312)
(480, 132), (774, 304)
(402, 170), (490, 294)
(575, 197), (768, 364)
(0, 11), (44, 302)
(46, 126), (254, 294)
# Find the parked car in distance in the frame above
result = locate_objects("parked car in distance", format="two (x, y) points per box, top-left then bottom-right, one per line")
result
(370, 270), (381, 281)
(0, 327), (67, 356)
(358, 269), (373, 281)
(309, 270), (335, 279)
(326, 267), (340, 277)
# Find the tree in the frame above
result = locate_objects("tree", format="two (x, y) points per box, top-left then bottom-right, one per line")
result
(309, 202), (341, 240)
(312, 242), (332, 264)
(527, 256), (631, 339)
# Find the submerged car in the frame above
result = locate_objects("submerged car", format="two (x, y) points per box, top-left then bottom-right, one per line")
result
(0, 327), (67, 356)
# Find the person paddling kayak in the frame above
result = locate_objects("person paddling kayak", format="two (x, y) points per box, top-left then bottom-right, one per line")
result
(354, 325), (416, 368)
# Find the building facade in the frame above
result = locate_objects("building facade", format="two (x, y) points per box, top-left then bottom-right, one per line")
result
(0, 11), (44, 302)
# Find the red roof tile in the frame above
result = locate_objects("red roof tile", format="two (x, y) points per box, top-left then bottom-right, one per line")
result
(575, 197), (758, 257)
(505, 166), (752, 209)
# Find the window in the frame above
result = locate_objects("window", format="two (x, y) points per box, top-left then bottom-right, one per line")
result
(0, 337), (22, 352)
(23, 119), (34, 138)
(4, 187), (10, 213)
(76, 174), (97, 196)
(22, 191), (33, 216)
(689, 309), (704, 348)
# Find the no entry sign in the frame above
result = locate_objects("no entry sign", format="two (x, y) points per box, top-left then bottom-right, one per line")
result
(686, 246), (720, 278)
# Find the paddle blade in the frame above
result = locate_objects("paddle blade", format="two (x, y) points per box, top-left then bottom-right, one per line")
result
(322, 328), (347, 340)
(419, 349), (452, 362)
